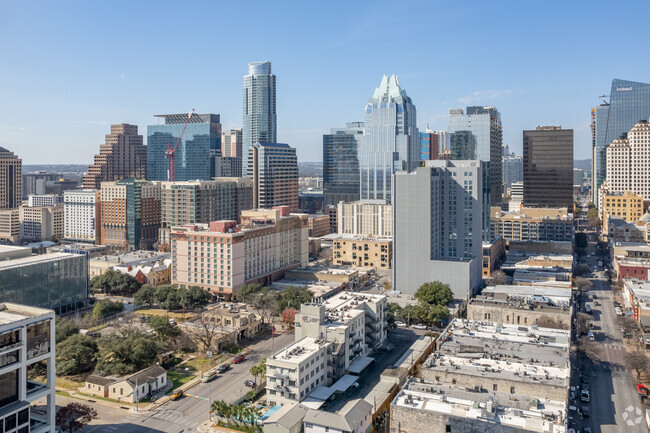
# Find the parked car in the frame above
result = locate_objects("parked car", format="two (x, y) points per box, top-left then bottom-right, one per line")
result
(579, 405), (590, 417)
(637, 384), (649, 396)
(581, 382), (588, 391)
(233, 354), (246, 364)
(412, 324), (427, 330)
(395, 321), (407, 327)
(244, 380), (255, 388)
(169, 318), (177, 326)
(581, 390), (590, 402)
(171, 389), (184, 400)
(581, 376), (588, 384)
(216, 364), (230, 374)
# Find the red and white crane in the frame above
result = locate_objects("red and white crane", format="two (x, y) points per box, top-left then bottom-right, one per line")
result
(165, 109), (195, 182)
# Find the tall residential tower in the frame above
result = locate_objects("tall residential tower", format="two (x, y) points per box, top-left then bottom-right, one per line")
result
(243, 61), (277, 175)
(0, 147), (21, 209)
(323, 122), (363, 206)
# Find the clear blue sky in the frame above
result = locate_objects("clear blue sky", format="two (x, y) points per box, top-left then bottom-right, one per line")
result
(1, 0), (648, 164)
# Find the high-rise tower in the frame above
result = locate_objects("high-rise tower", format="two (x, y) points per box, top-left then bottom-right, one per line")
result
(0, 147), (21, 209)
(243, 61), (277, 176)
(323, 122), (363, 206)
(359, 75), (418, 202)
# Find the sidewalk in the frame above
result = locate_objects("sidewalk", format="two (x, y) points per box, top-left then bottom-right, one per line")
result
(198, 420), (260, 433)
(56, 387), (137, 411)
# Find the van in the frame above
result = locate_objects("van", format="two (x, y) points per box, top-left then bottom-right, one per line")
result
(201, 370), (217, 383)
(588, 331), (595, 341)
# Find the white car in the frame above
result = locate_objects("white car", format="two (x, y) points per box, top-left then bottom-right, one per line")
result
(395, 321), (407, 327)
(412, 324), (428, 330)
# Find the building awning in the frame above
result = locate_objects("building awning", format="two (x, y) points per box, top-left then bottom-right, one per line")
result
(348, 356), (374, 375)
(309, 386), (335, 401)
(331, 374), (358, 392)
(302, 398), (327, 409)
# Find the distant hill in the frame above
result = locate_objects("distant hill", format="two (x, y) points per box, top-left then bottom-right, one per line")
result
(574, 159), (591, 172)
(299, 162), (322, 178)
(23, 164), (88, 175)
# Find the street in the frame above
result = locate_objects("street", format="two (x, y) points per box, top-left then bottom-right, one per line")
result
(68, 330), (294, 433)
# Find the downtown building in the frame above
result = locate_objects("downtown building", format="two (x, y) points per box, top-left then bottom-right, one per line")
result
(419, 129), (439, 160)
(0, 147), (21, 210)
(170, 207), (308, 300)
(243, 61), (277, 175)
(18, 201), (64, 242)
(502, 154), (523, 190)
(216, 128), (244, 178)
(337, 200), (392, 237)
(449, 106), (503, 209)
(393, 161), (484, 299)
(248, 142), (299, 211)
(604, 120), (650, 204)
(523, 126), (573, 211)
(359, 75), (418, 202)
(592, 79), (650, 202)
(490, 206), (573, 242)
(323, 123), (363, 207)
(64, 190), (102, 244)
(83, 124), (147, 189)
(147, 113), (221, 182)
(100, 179), (161, 251)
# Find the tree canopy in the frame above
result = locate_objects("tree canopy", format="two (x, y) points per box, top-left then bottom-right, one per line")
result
(414, 281), (453, 306)
(89, 269), (141, 296)
(55, 317), (80, 344)
(149, 315), (181, 340)
(95, 329), (166, 376)
(56, 403), (98, 433)
(276, 286), (313, 312)
(56, 334), (98, 375)
(134, 285), (156, 307)
(92, 299), (124, 318)
(181, 286), (210, 311)
(237, 284), (264, 304)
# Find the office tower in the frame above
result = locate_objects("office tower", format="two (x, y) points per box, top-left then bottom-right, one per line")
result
(100, 179), (161, 251)
(490, 207), (573, 242)
(22, 172), (59, 199)
(147, 113), (221, 182)
(592, 79), (650, 202)
(523, 126), (573, 210)
(502, 143), (511, 156)
(323, 122), (363, 206)
(0, 302), (56, 431)
(28, 194), (63, 207)
(573, 169), (585, 186)
(19, 203), (64, 241)
(0, 209), (19, 242)
(248, 143), (299, 210)
(450, 131), (477, 160)
(337, 200), (392, 237)
(214, 156), (243, 178)
(502, 155), (523, 189)
(0, 147), (21, 209)
(393, 161), (483, 298)
(419, 130), (439, 160)
(605, 120), (650, 202)
(243, 61), (276, 175)
(437, 130), (451, 153)
(222, 128), (243, 158)
(449, 106), (503, 207)
(83, 124), (146, 189)
(64, 190), (102, 244)
(170, 207), (307, 300)
(359, 75), (418, 202)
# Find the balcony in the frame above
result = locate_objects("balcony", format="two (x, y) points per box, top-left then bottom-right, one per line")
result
(26, 380), (49, 399)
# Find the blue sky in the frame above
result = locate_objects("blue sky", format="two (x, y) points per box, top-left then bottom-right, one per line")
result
(1, 0), (648, 164)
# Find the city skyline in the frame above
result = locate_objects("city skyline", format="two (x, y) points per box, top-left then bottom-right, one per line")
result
(1, 1), (648, 164)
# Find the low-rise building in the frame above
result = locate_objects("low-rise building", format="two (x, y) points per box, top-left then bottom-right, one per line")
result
(202, 304), (261, 340)
(113, 258), (171, 286)
(331, 234), (392, 269)
(88, 251), (171, 278)
(606, 216), (649, 244)
(481, 236), (506, 278)
(293, 214), (330, 238)
(613, 244), (650, 282)
(81, 365), (167, 403)
(621, 279), (650, 325)
(0, 209), (19, 242)
(601, 191), (644, 234)
(490, 206), (573, 242)
(19, 204), (64, 241)
(304, 399), (372, 433)
(263, 403), (310, 433)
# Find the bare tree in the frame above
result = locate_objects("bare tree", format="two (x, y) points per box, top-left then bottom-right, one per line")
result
(487, 270), (508, 286)
(574, 278), (594, 292)
(250, 291), (278, 326)
(381, 280), (392, 292)
(578, 337), (601, 365)
(619, 316), (639, 340)
(625, 351), (650, 381)
(186, 315), (231, 352)
(575, 313), (592, 335)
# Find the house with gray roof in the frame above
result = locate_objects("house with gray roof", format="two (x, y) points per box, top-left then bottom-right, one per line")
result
(304, 399), (372, 433)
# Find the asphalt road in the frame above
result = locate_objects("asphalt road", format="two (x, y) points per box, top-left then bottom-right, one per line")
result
(577, 275), (648, 432)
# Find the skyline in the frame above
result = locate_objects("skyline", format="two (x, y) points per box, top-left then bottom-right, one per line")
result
(1, 1), (649, 164)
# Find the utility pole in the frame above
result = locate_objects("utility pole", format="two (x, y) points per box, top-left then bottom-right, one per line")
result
(207, 350), (213, 421)
(135, 377), (138, 412)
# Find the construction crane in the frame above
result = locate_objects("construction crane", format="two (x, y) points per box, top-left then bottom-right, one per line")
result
(165, 109), (195, 182)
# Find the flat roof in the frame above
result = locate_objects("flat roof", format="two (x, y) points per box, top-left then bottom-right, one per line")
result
(0, 252), (82, 270)
(322, 233), (392, 242)
(0, 303), (54, 324)
(482, 285), (571, 300)
(348, 356), (374, 374)
(270, 337), (327, 364)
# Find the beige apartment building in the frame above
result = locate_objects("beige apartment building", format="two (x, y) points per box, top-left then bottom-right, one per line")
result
(171, 206), (308, 300)
(248, 143), (299, 211)
(600, 191), (644, 234)
(0, 146), (21, 209)
(293, 213), (330, 237)
(331, 234), (392, 269)
(337, 200), (392, 237)
(490, 206), (573, 242)
(19, 205), (64, 241)
(0, 209), (19, 242)
(605, 120), (650, 206)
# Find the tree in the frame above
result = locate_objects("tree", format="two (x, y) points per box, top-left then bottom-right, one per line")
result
(573, 263), (591, 277)
(56, 317), (79, 344)
(415, 304), (450, 325)
(277, 286), (314, 312)
(281, 308), (298, 329)
(381, 280), (392, 292)
(237, 284), (264, 304)
(414, 281), (453, 306)
(187, 315), (227, 352)
(56, 403), (98, 433)
(578, 337), (600, 365)
(626, 351), (650, 380)
(134, 285), (156, 307)
(93, 299), (124, 318)
(619, 316), (639, 339)
(154, 285), (182, 311)
(575, 312), (592, 336)
(89, 269), (141, 296)
(95, 329), (165, 375)
(56, 334), (98, 375)
(181, 286), (210, 311)
(250, 290), (279, 325)
(249, 357), (266, 385)
(149, 315), (181, 340)
(487, 270), (508, 286)
(574, 278), (594, 292)
(587, 208), (601, 228)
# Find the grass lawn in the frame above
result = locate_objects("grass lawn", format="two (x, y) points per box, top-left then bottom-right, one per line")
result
(135, 309), (194, 320)
(77, 391), (135, 406)
(55, 391), (85, 401)
(184, 355), (229, 373)
(166, 370), (196, 394)
(55, 377), (85, 389)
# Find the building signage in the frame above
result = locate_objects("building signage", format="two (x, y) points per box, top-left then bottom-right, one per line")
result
(616, 87), (633, 91)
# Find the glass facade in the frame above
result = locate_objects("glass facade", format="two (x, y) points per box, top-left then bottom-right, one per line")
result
(450, 131), (477, 160)
(243, 61), (277, 176)
(419, 132), (439, 160)
(0, 370), (18, 407)
(0, 254), (87, 314)
(359, 75), (418, 202)
(147, 114), (221, 182)
(323, 123), (363, 206)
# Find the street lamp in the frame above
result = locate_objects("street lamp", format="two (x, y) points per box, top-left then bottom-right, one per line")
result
(207, 350), (213, 421)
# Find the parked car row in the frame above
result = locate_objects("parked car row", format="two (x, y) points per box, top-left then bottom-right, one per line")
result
(394, 321), (436, 330)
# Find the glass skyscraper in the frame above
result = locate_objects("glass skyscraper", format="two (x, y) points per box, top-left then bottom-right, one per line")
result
(450, 131), (477, 160)
(359, 75), (418, 202)
(323, 122), (363, 206)
(147, 113), (221, 182)
(243, 61), (277, 176)
(592, 79), (650, 202)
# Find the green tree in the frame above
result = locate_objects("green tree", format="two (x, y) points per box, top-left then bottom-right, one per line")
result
(181, 286), (210, 311)
(56, 317), (80, 344)
(89, 270), (141, 296)
(414, 281), (453, 306)
(149, 315), (181, 340)
(94, 329), (165, 375)
(154, 285), (182, 311)
(56, 403), (98, 433)
(237, 284), (264, 304)
(92, 299), (124, 318)
(134, 285), (156, 307)
(277, 285), (314, 312)
(249, 290), (279, 325)
(249, 357), (266, 385)
(56, 334), (98, 375)
(415, 304), (450, 325)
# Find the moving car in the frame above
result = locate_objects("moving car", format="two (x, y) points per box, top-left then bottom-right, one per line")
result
(233, 354), (246, 364)
(244, 380), (255, 388)
(395, 321), (406, 327)
(412, 324), (427, 330)
(216, 364), (230, 374)
(201, 369), (217, 383)
(171, 389), (184, 400)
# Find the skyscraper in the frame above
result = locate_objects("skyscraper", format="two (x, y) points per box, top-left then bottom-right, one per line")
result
(0, 147), (21, 209)
(83, 124), (147, 189)
(592, 79), (650, 202)
(393, 161), (483, 298)
(323, 122), (363, 206)
(359, 75), (418, 202)
(419, 130), (439, 160)
(450, 131), (477, 160)
(222, 128), (243, 158)
(243, 61), (277, 175)
(248, 142), (299, 210)
(147, 113), (221, 182)
(523, 126), (573, 210)
(605, 120), (650, 202)
(502, 155), (523, 189)
(448, 106), (503, 207)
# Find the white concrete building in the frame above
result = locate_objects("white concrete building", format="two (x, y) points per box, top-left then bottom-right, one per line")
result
(605, 120), (650, 203)
(27, 194), (63, 208)
(0, 303), (56, 433)
(337, 200), (392, 237)
(64, 190), (101, 244)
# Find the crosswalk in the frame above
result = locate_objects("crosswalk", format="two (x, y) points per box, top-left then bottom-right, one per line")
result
(93, 410), (201, 433)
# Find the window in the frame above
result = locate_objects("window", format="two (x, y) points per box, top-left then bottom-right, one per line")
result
(492, 384), (497, 391)
(510, 386), (515, 394)
(446, 426), (452, 433)
(306, 423), (314, 428)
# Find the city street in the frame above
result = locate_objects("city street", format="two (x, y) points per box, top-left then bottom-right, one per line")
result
(68, 330), (294, 433)
(577, 273), (648, 432)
